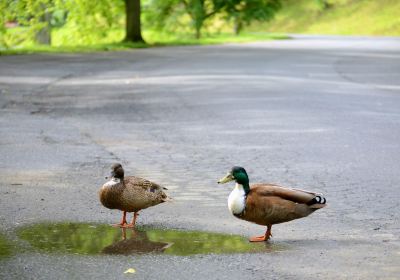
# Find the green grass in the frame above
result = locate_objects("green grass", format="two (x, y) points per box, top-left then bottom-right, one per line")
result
(0, 41), (148, 55)
(145, 31), (288, 45)
(0, 30), (288, 55)
(248, 0), (400, 36)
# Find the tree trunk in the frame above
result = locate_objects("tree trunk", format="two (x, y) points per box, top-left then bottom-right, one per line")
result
(191, 0), (205, 39)
(195, 26), (201, 39)
(233, 17), (243, 35)
(124, 0), (144, 43)
(194, 14), (204, 39)
(35, 4), (51, 45)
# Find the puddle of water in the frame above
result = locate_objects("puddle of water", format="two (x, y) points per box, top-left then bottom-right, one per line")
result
(17, 223), (287, 256)
(0, 233), (13, 259)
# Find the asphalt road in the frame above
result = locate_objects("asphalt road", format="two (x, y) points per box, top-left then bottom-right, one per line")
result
(1, 35), (400, 279)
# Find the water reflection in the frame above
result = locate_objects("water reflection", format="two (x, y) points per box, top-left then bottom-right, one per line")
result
(102, 228), (171, 255)
(18, 223), (287, 256)
(0, 233), (13, 259)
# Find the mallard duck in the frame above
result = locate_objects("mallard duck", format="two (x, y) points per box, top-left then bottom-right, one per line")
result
(99, 163), (170, 228)
(218, 166), (327, 242)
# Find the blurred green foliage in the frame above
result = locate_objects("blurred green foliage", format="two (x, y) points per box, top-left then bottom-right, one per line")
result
(50, 9), (67, 28)
(1, 0), (49, 47)
(59, 0), (124, 45)
(0, 0), (125, 48)
(147, 0), (281, 38)
(224, 0), (281, 34)
(250, 0), (400, 36)
(0, 0), (282, 50)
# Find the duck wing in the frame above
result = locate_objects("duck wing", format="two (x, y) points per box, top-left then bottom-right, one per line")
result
(124, 176), (166, 193)
(251, 184), (326, 207)
(241, 184), (326, 225)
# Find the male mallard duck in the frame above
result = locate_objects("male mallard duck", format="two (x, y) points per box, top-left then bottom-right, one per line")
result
(99, 163), (170, 228)
(218, 166), (327, 242)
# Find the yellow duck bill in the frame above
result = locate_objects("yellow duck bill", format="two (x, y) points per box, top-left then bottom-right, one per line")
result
(218, 173), (234, 184)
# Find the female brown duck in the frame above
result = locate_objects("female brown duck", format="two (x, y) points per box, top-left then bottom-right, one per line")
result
(218, 166), (327, 242)
(100, 163), (170, 228)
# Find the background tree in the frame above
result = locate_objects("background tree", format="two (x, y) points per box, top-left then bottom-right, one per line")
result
(1, 0), (142, 47)
(0, 0), (57, 46)
(148, 0), (281, 38)
(148, 0), (225, 39)
(224, 0), (281, 35)
(56, 0), (123, 45)
(35, 2), (52, 45)
(182, 0), (225, 39)
(124, 0), (144, 42)
(60, 0), (143, 43)
(315, 0), (332, 11)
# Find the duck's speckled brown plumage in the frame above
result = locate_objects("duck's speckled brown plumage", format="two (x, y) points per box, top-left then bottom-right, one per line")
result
(238, 184), (325, 226)
(99, 176), (168, 213)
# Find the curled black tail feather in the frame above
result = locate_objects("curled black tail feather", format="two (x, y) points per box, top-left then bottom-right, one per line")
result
(307, 195), (326, 206)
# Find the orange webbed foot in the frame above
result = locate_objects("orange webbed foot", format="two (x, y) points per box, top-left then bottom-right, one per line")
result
(126, 212), (139, 229)
(249, 225), (272, 242)
(111, 222), (129, 228)
(124, 223), (136, 228)
(249, 235), (270, 242)
(111, 211), (128, 228)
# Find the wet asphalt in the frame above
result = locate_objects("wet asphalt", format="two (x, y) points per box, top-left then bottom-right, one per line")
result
(0, 35), (400, 279)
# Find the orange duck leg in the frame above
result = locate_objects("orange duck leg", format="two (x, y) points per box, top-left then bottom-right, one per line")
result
(126, 212), (139, 228)
(249, 224), (273, 242)
(112, 211), (128, 228)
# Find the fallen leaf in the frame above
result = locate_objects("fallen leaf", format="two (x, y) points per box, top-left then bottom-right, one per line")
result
(124, 268), (136, 274)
